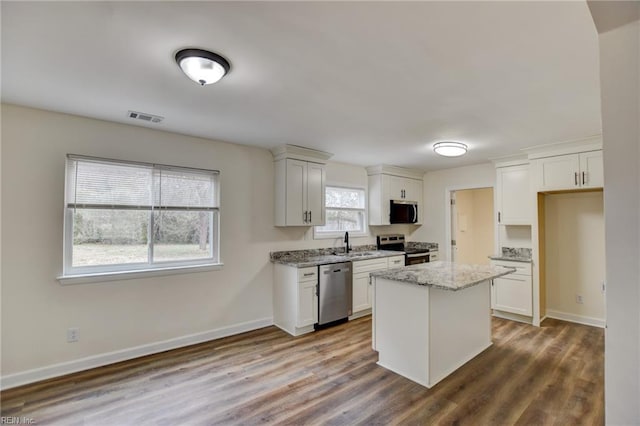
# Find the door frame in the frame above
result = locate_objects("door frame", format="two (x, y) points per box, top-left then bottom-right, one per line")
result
(444, 185), (497, 263)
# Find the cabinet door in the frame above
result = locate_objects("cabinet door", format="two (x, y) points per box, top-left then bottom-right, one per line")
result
(387, 175), (406, 200)
(493, 275), (532, 316)
(535, 154), (580, 191)
(306, 162), (326, 226)
(285, 159), (307, 226)
(579, 151), (603, 189)
(297, 280), (318, 327)
(352, 273), (370, 313)
(403, 178), (422, 202)
(497, 164), (531, 225)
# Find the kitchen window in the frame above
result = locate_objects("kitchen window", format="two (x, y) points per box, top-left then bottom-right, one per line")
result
(314, 186), (367, 239)
(60, 155), (220, 282)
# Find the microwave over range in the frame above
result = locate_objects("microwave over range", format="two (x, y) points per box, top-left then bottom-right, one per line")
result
(390, 199), (418, 224)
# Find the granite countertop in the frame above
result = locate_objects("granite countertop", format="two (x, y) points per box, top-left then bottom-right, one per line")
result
(489, 255), (532, 263)
(370, 261), (516, 291)
(489, 247), (532, 263)
(270, 249), (404, 268)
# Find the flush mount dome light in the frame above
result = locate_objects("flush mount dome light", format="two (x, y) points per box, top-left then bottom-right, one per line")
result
(175, 48), (230, 86)
(433, 141), (468, 157)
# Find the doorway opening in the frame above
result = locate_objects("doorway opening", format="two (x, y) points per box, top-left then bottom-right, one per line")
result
(449, 187), (494, 264)
(537, 189), (605, 327)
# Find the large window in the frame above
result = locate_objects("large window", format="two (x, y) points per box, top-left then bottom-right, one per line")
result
(314, 186), (367, 238)
(63, 155), (219, 277)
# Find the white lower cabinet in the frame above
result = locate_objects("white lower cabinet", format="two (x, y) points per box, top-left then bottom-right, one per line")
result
(274, 264), (318, 336)
(388, 255), (405, 268)
(490, 260), (532, 316)
(351, 255), (405, 319)
(297, 279), (318, 328)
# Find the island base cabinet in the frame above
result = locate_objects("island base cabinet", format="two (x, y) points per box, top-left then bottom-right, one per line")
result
(374, 278), (492, 388)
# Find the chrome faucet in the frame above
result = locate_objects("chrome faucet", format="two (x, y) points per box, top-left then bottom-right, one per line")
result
(344, 231), (351, 253)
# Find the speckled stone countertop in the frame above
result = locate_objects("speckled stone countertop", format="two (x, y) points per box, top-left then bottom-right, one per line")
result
(270, 247), (404, 268)
(370, 261), (516, 291)
(489, 247), (532, 263)
(406, 241), (439, 251)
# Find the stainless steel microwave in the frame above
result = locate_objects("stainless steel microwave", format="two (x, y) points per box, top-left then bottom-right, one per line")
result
(390, 200), (418, 224)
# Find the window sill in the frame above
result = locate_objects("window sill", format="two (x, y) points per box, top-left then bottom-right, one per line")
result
(313, 232), (368, 240)
(57, 263), (224, 285)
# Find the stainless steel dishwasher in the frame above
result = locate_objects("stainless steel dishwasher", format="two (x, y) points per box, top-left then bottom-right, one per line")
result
(317, 262), (352, 327)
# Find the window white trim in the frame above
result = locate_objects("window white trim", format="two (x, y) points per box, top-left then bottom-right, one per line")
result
(57, 262), (224, 285)
(314, 185), (368, 239)
(63, 155), (220, 277)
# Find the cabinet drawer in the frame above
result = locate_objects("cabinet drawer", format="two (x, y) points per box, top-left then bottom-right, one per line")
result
(491, 260), (531, 276)
(352, 258), (389, 274)
(387, 256), (405, 268)
(298, 267), (318, 281)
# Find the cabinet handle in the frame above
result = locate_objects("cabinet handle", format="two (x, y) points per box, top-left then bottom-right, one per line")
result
(303, 272), (314, 277)
(303, 211), (308, 223)
(309, 211), (312, 223)
(574, 172), (578, 186)
(582, 171), (586, 185)
(498, 212), (501, 223)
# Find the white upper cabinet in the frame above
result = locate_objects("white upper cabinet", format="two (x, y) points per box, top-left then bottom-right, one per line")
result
(276, 158), (326, 226)
(533, 150), (603, 191)
(496, 164), (532, 225)
(366, 165), (424, 226)
(272, 145), (332, 227)
(579, 151), (604, 189)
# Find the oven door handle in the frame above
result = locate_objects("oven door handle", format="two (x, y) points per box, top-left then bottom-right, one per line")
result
(406, 252), (429, 258)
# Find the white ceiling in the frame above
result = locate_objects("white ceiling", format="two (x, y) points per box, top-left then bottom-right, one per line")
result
(1, 1), (601, 171)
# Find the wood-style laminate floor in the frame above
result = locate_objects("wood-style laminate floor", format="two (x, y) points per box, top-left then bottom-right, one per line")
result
(1, 317), (604, 425)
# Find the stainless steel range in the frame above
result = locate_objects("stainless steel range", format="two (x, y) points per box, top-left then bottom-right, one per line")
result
(377, 234), (430, 266)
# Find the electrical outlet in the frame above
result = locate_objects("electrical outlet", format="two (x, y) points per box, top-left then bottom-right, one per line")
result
(67, 327), (79, 343)
(576, 295), (584, 304)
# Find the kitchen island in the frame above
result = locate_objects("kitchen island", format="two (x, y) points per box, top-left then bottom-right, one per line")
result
(370, 261), (515, 388)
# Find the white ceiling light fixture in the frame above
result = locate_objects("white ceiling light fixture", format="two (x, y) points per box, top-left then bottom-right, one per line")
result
(175, 48), (231, 86)
(433, 141), (468, 157)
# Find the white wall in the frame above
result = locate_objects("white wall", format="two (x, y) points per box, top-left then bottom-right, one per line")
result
(588, 2), (640, 423)
(544, 192), (605, 324)
(0, 104), (420, 387)
(498, 226), (532, 250)
(0, 104), (371, 387)
(415, 162), (495, 260)
(0, 104), (274, 382)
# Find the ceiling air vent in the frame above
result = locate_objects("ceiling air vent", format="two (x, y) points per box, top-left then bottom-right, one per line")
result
(127, 110), (164, 124)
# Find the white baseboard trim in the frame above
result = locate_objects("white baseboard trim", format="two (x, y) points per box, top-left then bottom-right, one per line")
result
(349, 309), (372, 321)
(492, 310), (533, 325)
(545, 310), (605, 328)
(0, 317), (273, 391)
